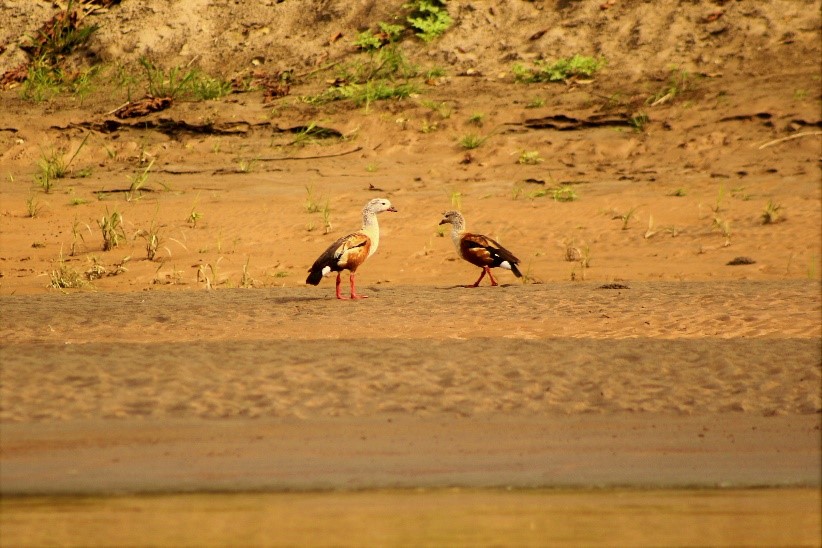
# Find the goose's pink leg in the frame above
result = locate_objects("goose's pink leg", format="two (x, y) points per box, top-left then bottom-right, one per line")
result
(486, 267), (499, 286)
(349, 273), (368, 299)
(471, 268), (487, 287)
(335, 272), (348, 300)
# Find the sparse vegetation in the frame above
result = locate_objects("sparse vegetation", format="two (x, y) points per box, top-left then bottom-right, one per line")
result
(421, 99), (452, 119)
(468, 113), (484, 126)
(126, 159), (155, 201)
(517, 150), (543, 165)
(138, 57), (231, 101)
(304, 185), (324, 214)
(459, 133), (486, 150)
(354, 22), (404, 51)
(551, 186), (578, 202)
(712, 185), (726, 214)
(98, 208), (126, 251)
(136, 219), (163, 261)
(616, 207), (639, 230)
(34, 133), (90, 193)
(305, 45), (419, 109)
(186, 196), (203, 228)
(320, 201), (332, 234)
(647, 67), (697, 106)
(446, 189), (462, 210)
(240, 257), (255, 288)
(405, 0), (452, 42)
(629, 111), (649, 132)
(568, 244), (591, 281)
(69, 216), (90, 256)
(18, 2), (100, 101)
(26, 194), (44, 218)
(50, 252), (86, 289)
(513, 55), (605, 83)
(761, 199), (784, 224)
(236, 158), (257, 173)
(712, 216), (732, 242)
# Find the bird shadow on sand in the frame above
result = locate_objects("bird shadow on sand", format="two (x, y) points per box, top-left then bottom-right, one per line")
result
(439, 284), (520, 290)
(269, 296), (327, 304)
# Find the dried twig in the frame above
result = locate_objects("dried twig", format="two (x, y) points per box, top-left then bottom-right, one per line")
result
(254, 146), (364, 162)
(758, 131), (822, 150)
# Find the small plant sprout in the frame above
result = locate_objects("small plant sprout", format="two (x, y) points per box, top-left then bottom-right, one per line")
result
(354, 22), (404, 51)
(511, 182), (525, 200)
(236, 158), (257, 173)
(34, 133), (91, 193)
(138, 57), (231, 101)
(98, 208), (126, 251)
(513, 55), (605, 83)
(447, 189), (463, 210)
(712, 185), (726, 213)
(459, 133), (486, 150)
(616, 207), (639, 230)
(520, 256), (543, 285)
(761, 200), (784, 224)
(126, 158), (155, 201)
(468, 113), (484, 126)
(406, 0), (453, 42)
(648, 67), (696, 106)
(365, 162), (378, 173)
(525, 97), (545, 109)
(187, 195), (203, 227)
(136, 220), (164, 261)
(551, 186), (577, 202)
(630, 111), (650, 132)
(70, 216), (91, 256)
(240, 257), (255, 288)
(197, 257), (224, 289)
(50, 250), (86, 289)
(304, 185), (325, 213)
(569, 244), (591, 281)
(26, 194), (43, 218)
(712, 216), (732, 244)
(517, 150), (543, 165)
(670, 188), (688, 197)
(321, 200), (332, 234)
(421, 99), (452, 119)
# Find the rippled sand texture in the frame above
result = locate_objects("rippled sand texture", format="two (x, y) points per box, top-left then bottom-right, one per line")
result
(1, 282), (819, 422)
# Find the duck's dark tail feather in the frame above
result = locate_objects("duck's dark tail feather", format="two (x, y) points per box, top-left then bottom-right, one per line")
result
(510, 262), (523, 278)
(306, 267), (324, 286)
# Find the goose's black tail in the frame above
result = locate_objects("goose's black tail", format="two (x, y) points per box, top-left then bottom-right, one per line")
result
(306, 267), (325, 286)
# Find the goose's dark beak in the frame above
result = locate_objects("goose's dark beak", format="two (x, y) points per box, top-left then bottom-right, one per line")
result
(387, 206), (397, 212)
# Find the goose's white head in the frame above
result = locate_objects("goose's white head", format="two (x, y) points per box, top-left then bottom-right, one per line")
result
(364, 198), (397, 214)
(439, 210), (465, 230)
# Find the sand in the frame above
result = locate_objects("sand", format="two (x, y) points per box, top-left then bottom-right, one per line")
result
(1, 281), (820, 496)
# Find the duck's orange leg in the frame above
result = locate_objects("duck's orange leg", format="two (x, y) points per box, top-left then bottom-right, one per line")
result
(486, 267), (499, 286)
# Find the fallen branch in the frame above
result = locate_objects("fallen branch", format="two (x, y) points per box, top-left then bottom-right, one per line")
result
(758, 131), (822, 150)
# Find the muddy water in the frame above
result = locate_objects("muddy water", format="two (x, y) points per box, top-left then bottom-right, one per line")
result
(2, 488), (819, 547)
